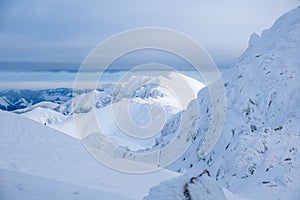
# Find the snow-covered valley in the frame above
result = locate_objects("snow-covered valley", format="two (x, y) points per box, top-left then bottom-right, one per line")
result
(1, 6), (300, 200)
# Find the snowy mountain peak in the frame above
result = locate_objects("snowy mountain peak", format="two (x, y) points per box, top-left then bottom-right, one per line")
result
(240, 6), (300, 65)
(165, 6), (300, 200)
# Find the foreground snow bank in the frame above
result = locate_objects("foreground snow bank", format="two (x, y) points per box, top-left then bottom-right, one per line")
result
(0, 169), (124, 200)
(0, 111), (179, 200)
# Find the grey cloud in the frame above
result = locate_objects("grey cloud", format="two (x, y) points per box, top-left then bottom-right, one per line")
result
(0, 0), (299, 66)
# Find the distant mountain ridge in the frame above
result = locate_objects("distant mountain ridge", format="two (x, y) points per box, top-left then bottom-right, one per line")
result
(0, 61), (80, 72)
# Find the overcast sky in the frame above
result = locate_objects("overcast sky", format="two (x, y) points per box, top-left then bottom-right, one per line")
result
(0, 0), (299, 68)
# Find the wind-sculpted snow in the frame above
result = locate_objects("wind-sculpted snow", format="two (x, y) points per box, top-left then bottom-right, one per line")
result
(165, 6), (300, 200)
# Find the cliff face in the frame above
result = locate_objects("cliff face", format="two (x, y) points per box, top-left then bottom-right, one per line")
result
(167, 6), (300, 200)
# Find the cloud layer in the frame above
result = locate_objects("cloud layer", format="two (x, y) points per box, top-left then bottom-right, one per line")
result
(0, 0), (299, 67)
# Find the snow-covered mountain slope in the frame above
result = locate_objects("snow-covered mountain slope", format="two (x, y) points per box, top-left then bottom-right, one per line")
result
(19, 107), (79, 138)
(20, 107), (66, 125)
(0, 110), (179, 200)
(164, 6), (300, 200)
(15, 71), (205, 150)
(80, 72), (203, 151)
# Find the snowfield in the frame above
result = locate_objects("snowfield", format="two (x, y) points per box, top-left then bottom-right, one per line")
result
(0, 169), (123, 200)
(0, 111), (179, 200)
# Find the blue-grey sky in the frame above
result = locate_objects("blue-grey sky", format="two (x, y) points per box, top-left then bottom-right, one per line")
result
(0, 0), (299, 68)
